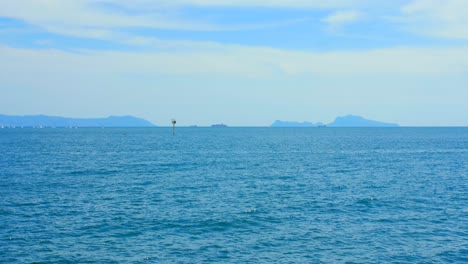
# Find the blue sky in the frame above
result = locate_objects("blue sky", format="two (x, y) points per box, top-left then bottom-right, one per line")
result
(1, 0), (468, 126)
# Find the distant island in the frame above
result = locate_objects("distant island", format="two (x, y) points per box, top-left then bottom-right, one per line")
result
(0, 114), (155, 128)
(328, 115), (398, 127)
(271, 115), (399, 127)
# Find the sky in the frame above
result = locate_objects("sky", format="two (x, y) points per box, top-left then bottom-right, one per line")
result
(1, 0), (467, 126)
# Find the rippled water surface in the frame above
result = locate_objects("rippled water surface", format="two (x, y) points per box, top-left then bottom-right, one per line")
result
(1, 128), (467, 263)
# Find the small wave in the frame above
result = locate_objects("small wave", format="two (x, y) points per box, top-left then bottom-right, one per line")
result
(243, 208), (257, 213)
(66, 168), (121, 176)
(356, 197), (377, 206)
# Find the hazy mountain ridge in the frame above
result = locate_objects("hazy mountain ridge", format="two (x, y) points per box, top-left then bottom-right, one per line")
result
(0, 114), (155, 127)
(328, 115), (398, 127)
(271, 115), (399, 127)
(1, 114), (398, 128)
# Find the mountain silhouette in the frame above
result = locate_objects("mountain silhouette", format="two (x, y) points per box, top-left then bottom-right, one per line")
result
(0, 114), (155, 127)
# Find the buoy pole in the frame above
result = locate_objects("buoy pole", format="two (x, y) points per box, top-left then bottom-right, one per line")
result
(172, 119), (176, 135)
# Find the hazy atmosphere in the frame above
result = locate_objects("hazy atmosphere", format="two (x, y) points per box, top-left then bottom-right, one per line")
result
(1, 0), (467, 126)
(2, 2), (468, 263)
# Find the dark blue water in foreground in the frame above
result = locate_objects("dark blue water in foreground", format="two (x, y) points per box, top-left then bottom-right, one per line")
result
(1, 128), (467, 263)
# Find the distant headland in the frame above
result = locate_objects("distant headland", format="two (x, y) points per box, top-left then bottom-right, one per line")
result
(0, 114), (155, 128)
(271, 115), (399, 127)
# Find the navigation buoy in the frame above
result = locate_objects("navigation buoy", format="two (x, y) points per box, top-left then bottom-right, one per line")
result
(172, 119), (176, 135)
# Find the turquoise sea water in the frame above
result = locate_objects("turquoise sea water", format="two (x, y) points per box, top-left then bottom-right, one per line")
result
(1, 128), (467, 263)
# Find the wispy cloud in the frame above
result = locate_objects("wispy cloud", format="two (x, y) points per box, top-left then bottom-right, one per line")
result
(322, 10), (362, 30)
(102, 0), (367, 9)
(2, 44), (467, 78)
(399, 0), (468, 40)
(2, 0), (468, 52)
(0, 0), (218, 40)
(0, 0), (377, 41)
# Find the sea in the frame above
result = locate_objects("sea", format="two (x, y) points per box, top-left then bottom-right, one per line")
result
(1, 127), (467, 263)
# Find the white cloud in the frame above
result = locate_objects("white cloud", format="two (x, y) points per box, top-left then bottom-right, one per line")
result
(5, 0), (468, 44)
(400, 0), (468, 39)
(0, 0), (379, 41)
(322, 10), (362, 29)
(101, 0), (367, 9)
(0, 0), (218, 40)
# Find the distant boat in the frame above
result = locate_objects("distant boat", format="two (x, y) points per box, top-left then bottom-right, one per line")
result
(211, 124), (227, 127)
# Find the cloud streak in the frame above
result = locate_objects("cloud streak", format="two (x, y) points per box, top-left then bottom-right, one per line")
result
(0, 0), (219, 40)
(322, 10), (362, 30)
(2, 44), (467, 79)
(101, 0), (368, 9)
(3, 0), (468, 47)
(399, 0), (468, 40)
